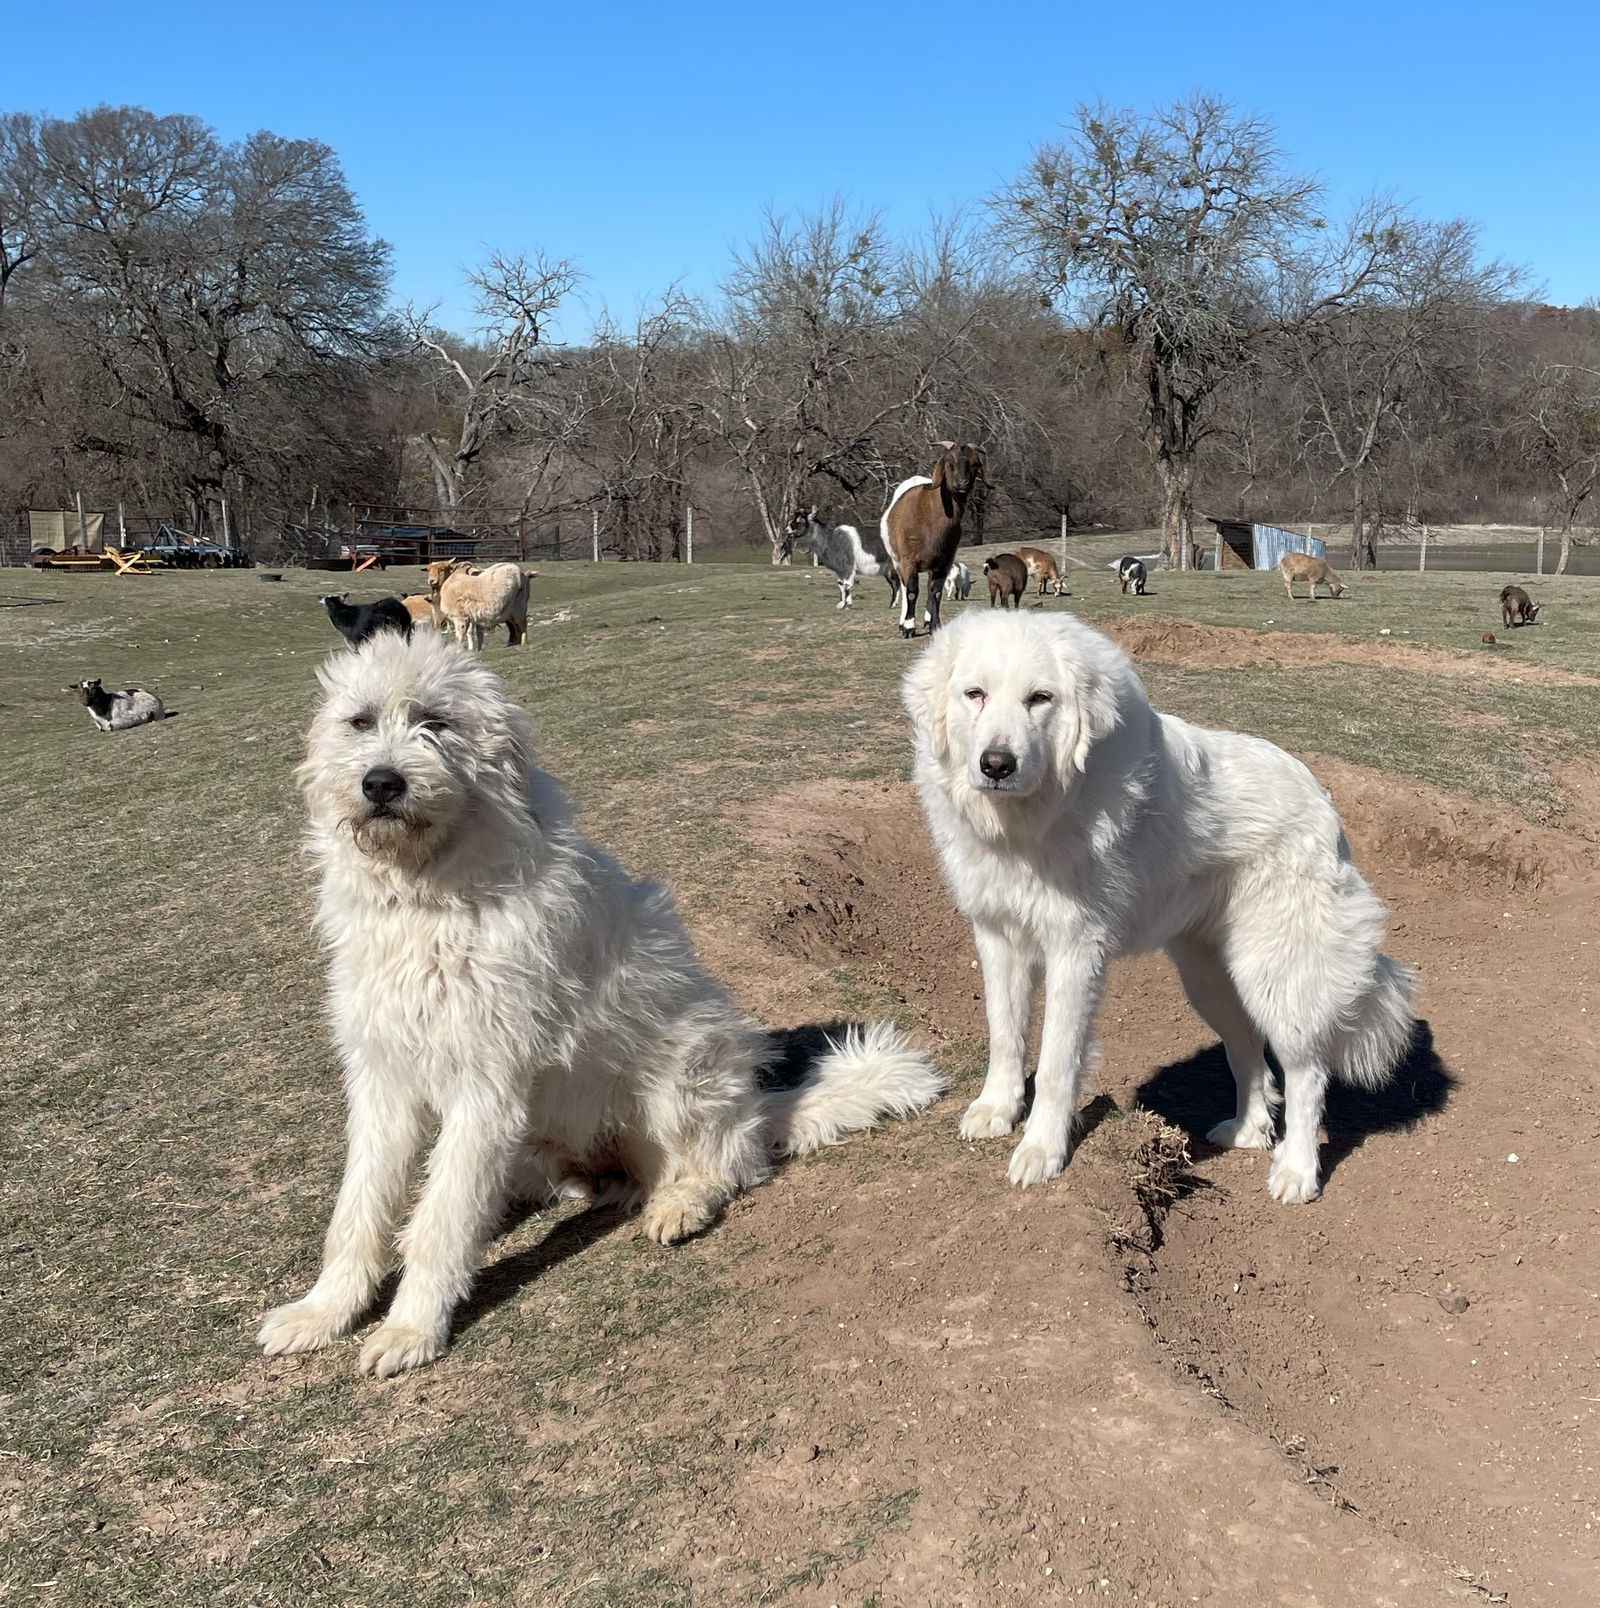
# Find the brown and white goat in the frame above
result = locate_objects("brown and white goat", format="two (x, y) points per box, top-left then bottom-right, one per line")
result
(880, 443), (988, 637)
(427, 558), (533, 648)
(1013, 545), (1064, 596)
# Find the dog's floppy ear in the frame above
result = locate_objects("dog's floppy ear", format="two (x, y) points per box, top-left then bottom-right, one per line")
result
(901, 630), (955, 764)
(1054, 631), (1121, 775)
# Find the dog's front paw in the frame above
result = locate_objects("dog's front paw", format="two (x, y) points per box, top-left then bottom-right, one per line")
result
(1266, 1150), (1322, 1204)
(1007, 1138), (1067, 1189)
(359, 1323), (447, 1378)
(257, 1298), (353, 1357)
(640, 1183), (718, 1245)
(1206, 1115), (1275, 1150)
(960, 1098), (1019, 1140)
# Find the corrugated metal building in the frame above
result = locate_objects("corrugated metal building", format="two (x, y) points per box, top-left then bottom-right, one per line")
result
(1204, 517), (1324, 571)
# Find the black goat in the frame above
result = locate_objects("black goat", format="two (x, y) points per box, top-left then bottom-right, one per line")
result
(321, 594), (414, 650)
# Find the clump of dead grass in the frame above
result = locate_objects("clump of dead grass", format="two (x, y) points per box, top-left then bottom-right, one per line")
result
(1072, 1099), (1195, 1256)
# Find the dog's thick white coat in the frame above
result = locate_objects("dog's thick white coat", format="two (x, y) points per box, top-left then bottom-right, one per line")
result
(260, 633), (940, 1376)
(903, 612), (1413, 1202)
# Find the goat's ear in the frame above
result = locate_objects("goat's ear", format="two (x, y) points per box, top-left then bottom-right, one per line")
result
(968, 446), (989, 484)
(901, 630), (954, 763)
(1054, 632), (1121, 775)
(931, 448), (954, 499)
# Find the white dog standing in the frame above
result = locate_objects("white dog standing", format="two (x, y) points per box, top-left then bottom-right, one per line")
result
(902, 612), (1413, 1204)
(260, 632), (940, 1377)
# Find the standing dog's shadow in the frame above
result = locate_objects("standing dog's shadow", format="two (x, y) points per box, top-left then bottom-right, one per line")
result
(1134, 1019), (1454, 1186)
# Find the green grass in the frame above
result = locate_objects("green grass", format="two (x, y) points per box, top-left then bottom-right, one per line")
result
(3, 557), (1598, 1605)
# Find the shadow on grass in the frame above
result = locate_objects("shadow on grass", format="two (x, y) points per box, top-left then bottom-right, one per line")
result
(456, 1207), (632, 1337)
(1133, 1019), (1454, 1185)
(445, 1021), (905, 1337)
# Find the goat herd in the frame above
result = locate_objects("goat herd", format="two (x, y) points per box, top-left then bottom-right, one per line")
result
(786, 441), (1154, 631)
(62, 444), (1553, 733)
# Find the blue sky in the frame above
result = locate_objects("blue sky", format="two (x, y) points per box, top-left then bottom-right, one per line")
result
(3, 0), (1595, 334)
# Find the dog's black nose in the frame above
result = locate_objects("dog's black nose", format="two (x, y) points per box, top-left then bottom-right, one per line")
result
(979, 747), (1017, 781)
(362, 767), (407, 805)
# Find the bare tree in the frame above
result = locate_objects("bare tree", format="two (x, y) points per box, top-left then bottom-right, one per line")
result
(404, 249), (579, 515)
(1278, 209), (1520, 566)
(699, 201), (973, 560)
(995, 95), (1321, 566)
(0, 112), (44, 317)
(4, 105), (390, 531)
(1510, 352), (1600, 572)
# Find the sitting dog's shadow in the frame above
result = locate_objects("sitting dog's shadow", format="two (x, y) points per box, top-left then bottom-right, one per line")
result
(1134, 1019), (1454, 1186)
(448, 1021), (877, 1340)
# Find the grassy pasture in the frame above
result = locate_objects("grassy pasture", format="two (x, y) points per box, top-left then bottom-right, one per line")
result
(3, 558), (1597, 1606)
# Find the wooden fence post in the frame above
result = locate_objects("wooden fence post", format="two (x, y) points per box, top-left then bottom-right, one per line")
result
(1419, 524), (1429, 572)
(1536, 527), (1545, 576)
(591, 508), (600, 564)
(686, 505), (694, 565)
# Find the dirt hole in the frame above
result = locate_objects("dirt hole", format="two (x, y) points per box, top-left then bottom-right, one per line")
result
(753, 768), (1599, 1605)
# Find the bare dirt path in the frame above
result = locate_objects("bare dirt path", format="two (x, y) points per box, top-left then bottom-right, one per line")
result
(695, 756), (1599, 1605)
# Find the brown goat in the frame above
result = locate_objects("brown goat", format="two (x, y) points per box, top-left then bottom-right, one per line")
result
(880, 443), (988, 637)
(983, 552), (1028, 609)
(1500, 585), (1541, 627)
(1279, 551), (1346, 601)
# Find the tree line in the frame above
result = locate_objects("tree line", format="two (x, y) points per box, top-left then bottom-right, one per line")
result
(2, 96), (1596, 568)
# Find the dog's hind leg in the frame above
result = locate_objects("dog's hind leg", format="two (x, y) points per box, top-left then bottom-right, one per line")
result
(359, 1095), (524, 1377)
(1167, 934), (1277, 1150)
(1225, 914), (1339, 1204)
(258, 1077), (425, 1357)
(1263, 1052), (1329, 1204)
(961, 919), (1037, 1140)
(635, 1023), (766, 1245)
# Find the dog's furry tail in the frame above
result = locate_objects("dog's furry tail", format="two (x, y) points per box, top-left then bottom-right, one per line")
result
(762, 1021), (943, 1157)
(1331, 953), (1417, 1089)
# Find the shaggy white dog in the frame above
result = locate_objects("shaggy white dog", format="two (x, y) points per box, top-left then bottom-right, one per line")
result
(902, 611), (1414, 1204)
(259, 632), (941, 1377)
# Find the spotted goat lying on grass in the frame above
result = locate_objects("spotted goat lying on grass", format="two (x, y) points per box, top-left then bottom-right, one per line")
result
(67, 677), (168, 731)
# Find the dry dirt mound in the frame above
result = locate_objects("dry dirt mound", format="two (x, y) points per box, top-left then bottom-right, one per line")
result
(1104, 614), (1600, 687)
(727, 764), (1598, 1605)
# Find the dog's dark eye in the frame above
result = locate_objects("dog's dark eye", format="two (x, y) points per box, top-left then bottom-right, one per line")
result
(348, 715), (372, 731)
(1026, 691), (1054, 708)
(420, 717), (450, 733)
(963, 687), (986, 702)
